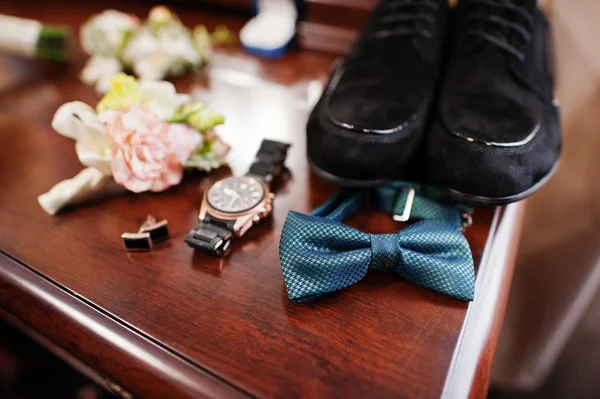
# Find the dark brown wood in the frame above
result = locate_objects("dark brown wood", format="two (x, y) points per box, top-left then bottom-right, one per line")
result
(197, 0), (252, 10)
(0, 255), (248, 399)
(297, 22), (360, 55)
(439, 204), (526, 399)
(302, 0), (374, 30)
(0, 1), (517, 398)
(468, 205), (525, 399)
(297, 0), (375, 54)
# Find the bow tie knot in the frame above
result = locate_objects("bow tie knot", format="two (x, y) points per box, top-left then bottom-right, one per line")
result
(369, 234), (401, 272)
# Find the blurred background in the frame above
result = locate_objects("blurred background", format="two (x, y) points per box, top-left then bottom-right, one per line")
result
(1, 0), (599, 398)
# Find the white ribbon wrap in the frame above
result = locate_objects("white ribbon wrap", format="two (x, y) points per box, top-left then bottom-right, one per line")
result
(38, 102), (121, 215)
(0, 14), (41, 57)
(38, 168), (123, 215)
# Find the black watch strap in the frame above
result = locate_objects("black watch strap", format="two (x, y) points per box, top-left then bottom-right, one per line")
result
(184, 215), (235, 256)
(246, 139), (291, 185)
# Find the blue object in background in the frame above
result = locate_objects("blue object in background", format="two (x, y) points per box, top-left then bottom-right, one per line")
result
(241, 0), (301, 58)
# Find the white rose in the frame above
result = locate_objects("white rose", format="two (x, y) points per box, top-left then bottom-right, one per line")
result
(39, 102), (119, 215)
(80, 10), (139, 56)
(138, 80), (191, 121)
(80, 55), (123, 93)
(122, 24), (200, 81)
(158, 25), (201, 68)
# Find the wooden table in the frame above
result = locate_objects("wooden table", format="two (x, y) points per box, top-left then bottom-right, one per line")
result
(0, 2), (524, 398)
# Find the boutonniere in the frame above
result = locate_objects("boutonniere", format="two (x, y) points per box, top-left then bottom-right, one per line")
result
(80, 6), (221, 93)
(0, 14), (70, 61)
(39, 73), (229, 215)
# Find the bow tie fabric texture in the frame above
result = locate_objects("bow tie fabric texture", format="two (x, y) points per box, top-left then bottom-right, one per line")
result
(279, 184), (475, 303)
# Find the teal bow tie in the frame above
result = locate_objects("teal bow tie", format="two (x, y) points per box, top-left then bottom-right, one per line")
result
(279, 183), (475, 303)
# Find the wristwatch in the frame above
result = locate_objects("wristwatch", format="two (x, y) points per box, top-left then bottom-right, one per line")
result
(185, 139), (291, 256)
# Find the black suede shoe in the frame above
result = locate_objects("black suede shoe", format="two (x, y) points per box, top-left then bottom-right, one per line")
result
(427, 0), (561, 205)
(307, 0), (449, 187)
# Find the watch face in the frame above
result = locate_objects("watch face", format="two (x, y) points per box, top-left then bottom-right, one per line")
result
(207, 176), (265, 213)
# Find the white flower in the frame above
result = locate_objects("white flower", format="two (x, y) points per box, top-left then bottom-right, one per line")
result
(80, 55), (123, 93)
(193, 25), (213, 64)
(52, 102), (112, 175)
(122, 24), (200, 82)
(80, 10), (139, 56)
(138, 80), (191, 121)
(96, 73), (190, 121)
(158, 24), (201, 69)
(121, 27), (168, 80)
(148, 5), (174, 27)
(79, 7), (213, 91)
(39, 102), (118, 215)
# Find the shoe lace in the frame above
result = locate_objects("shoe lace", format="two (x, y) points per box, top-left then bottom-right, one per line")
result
(367, 0), (442, 40)
(464, 0), (534, 61)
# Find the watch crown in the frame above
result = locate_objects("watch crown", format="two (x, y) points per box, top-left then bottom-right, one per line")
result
(268, 193), (275, 200)
(257, 204), (272, 219)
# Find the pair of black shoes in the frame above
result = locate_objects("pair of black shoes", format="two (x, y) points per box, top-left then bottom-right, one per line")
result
(307, 0), (561, 205)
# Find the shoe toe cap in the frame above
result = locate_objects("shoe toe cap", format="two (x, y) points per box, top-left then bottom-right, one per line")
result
(326, 58), (430, 133)
(327, 84), (423, 132)
(427, 125), (535, 201)
(427, 101), (561, 203)
(441, 91), (542, 146)
(307, 96), (426, 183)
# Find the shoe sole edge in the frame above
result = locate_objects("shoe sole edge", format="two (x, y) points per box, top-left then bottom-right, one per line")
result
(443, 159), (560, 206)
(308, 155), (388, 188)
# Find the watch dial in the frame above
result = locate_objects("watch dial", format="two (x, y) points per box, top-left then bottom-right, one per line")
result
(207, 176), (265, 213)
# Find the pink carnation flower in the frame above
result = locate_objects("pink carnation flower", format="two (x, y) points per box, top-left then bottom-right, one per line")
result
(100, 105), (201, 193)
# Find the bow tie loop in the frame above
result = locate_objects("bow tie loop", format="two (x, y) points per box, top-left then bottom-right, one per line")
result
(369, 233), (401, 271)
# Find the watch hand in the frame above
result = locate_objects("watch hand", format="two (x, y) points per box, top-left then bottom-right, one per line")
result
(227, 196), (236, 209)
(224, 187), (240, 198)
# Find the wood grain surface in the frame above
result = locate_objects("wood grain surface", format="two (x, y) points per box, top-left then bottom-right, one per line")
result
(297, 0), (374, 54)
(0, 1), (511, 398)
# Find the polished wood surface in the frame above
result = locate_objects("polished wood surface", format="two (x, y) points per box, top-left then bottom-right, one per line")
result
(0, 1), (515, 398)
(438, 204), (526, 399)
(298, 0), (374, 54)
(469, 206), (524, 399)
(0, 256), (246, 399)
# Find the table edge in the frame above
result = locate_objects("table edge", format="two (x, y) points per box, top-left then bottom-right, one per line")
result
(0, 204), (518, 399)
(0, 251), (250, 399)
(441, 202), (526, 399)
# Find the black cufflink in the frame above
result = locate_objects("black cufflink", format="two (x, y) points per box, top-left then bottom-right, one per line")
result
(121, 232), (153, 252)
(139, 217), (170, 242)
(122, 215), (169, 252)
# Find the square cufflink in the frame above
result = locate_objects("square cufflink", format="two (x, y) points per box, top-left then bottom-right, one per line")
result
(139, 217), (169, 243)
(121, 232), (153, 252)
(122, 215), (169, 252)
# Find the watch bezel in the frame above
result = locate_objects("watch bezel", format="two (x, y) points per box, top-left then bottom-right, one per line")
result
(200, 175), (272, 222)
(206, 175), (266, 214)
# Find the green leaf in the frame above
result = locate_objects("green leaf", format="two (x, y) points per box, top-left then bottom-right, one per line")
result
(188, 108), (225, 133)
(168, 103), (204, 123)
(184, 139), (229, 171)
(169, 103), (225, 132)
